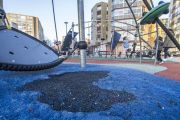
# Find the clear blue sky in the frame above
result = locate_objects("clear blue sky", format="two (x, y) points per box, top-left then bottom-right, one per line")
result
(3, 0), (168, 43)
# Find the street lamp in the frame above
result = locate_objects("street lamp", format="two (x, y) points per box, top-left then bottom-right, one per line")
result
(0, 0), (3, 26)
(64, 22), (68, 35)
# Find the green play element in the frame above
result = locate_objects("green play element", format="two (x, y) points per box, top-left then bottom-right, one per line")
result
(140, 2), (170, 25)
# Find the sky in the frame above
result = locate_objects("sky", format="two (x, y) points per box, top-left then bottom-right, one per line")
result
(3, 0), (169, 44)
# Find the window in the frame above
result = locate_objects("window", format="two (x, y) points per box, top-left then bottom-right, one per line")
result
(112, 7), (142, 19)
(10, 14), (15, 17)
(27, 24), (32, 26)
(124, 9), (128, 14)
(97, 6), (101, 11)
(97, 15), (101, 19)
(97, 31), (101, 34)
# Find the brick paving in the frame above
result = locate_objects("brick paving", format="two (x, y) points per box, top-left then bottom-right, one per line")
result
(65, 58), (180, 82)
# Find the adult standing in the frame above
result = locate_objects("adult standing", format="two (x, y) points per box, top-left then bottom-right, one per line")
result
(123, 36), (129, 58)
(163, 28), (176, 61)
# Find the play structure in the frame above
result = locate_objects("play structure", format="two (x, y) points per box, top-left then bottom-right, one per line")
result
(0, 1), (86, 71)
(140, 2), (170, 25)
(0, 0), (180, 71)
(0, 25), (65, 71)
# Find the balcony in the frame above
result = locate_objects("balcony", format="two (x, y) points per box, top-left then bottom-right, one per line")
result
(112, 1), (143, 10)
(114, 13), (142, 20)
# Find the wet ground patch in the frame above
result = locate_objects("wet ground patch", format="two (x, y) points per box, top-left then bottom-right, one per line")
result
(17, 71), (136, 112)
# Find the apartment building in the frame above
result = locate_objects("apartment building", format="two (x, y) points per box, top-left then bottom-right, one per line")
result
(6, 13), (44, 41)
(107, 0), (152, 53)
(169, 0), (180, 51)
(89, 2), (108, 54)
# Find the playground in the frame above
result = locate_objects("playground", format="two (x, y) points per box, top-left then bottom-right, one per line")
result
(0, 59), (180, 119)
(1, 0), (180, 119)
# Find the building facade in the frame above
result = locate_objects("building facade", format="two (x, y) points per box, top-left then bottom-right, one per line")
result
(6, 13), (44, 41)
(89, 2), (108, 54)
(90, 0), (151, 55)
(107, 0), (152, 53)
(169, 0), (180, 51)
(90, 1), (171, 55)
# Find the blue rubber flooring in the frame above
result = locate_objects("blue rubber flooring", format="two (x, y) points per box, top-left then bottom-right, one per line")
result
(0, 64), (180, 120)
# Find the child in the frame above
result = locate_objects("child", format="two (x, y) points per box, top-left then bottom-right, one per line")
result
(153, 36), (164, 64)
(123, 36), (129, 58)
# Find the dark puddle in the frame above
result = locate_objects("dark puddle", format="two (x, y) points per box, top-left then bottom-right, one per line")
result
(17, 71), (136, 112)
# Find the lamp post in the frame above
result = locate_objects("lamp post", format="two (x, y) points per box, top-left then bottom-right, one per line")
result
(0, 0), (3, 9)
(0, 0), (3, 26)
(64, 22), (68, 56)
(64, 22), (68, 35)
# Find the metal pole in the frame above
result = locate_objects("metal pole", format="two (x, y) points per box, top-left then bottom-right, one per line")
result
(138, 23), (142, 64)
(66, 24), (67, 35)
(149, 0), (159, 65)
(154, 27), (159, 66)
(0, 0), (3, 26)
(64, 22), (68, 56)
(72, 22), (74, 57)
(51, 0), (61, 54)
(77, 0), (86, 68)
(52, 0), (59, 43)
(0, 0), (3, 8)
(64, 22), (68, 35)
(132, 29), (138, 59)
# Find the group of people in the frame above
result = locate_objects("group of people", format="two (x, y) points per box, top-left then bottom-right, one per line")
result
(122, 28), (176, 64)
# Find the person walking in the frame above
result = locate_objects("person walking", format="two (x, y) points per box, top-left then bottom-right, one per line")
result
(153, 36), (164, 64)
(123, 36), (129, 58)
(163, 28), (176, 61)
